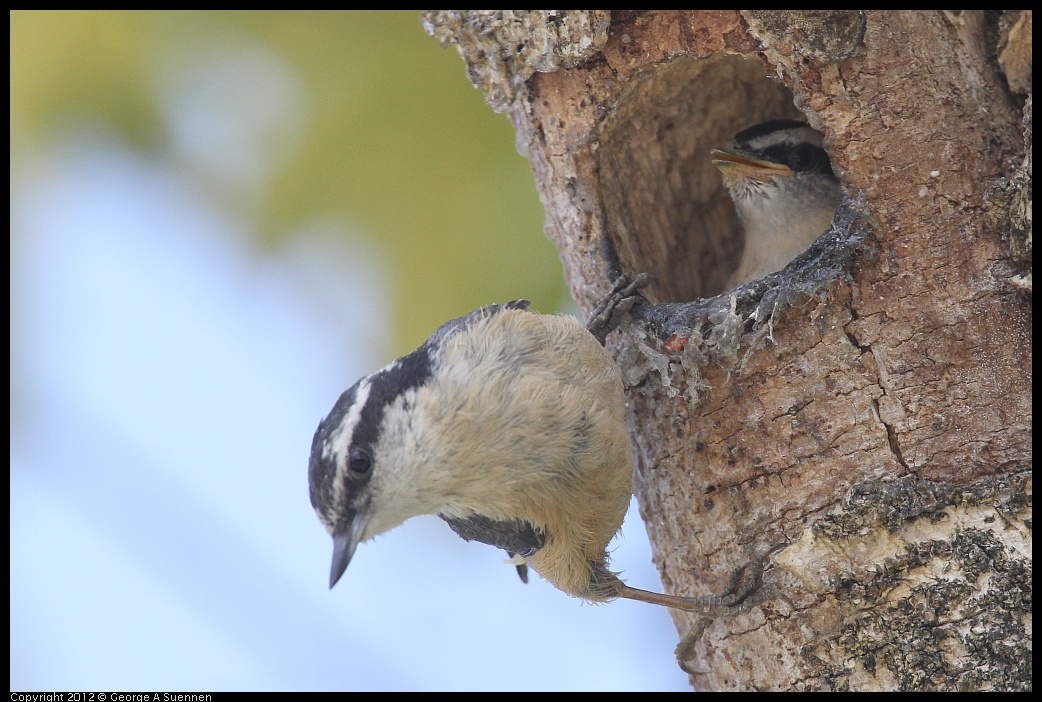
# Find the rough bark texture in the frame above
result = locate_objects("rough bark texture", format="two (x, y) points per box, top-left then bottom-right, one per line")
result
(423, 10), (1032, 691)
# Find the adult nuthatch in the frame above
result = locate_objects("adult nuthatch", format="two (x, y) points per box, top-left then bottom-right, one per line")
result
(308, 279), (761, 613)
(712, 119), (842, 288)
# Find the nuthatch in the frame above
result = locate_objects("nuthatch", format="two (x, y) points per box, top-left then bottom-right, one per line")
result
(712, 119), (842, 288)
(308, 277), (766, 613)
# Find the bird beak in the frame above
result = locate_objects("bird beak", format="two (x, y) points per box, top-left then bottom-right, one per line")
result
(329, 509), (369, 589)
(711, 148), (793, 182)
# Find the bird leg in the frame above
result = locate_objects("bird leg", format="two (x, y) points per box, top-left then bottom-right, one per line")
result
(617, 541), (789, 613)
(614, 543), (791, 675)
(586, 272), (650, 344)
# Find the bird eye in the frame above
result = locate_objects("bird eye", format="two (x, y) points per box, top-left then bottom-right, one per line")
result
(791, 143), (826, 172)
(790, 144), (812, 169)
(348, 448), (372, 475)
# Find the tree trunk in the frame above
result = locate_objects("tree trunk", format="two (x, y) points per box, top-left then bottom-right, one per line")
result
(423, 10), (1031, 691)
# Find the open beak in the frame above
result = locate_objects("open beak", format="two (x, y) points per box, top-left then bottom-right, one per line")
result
(329, 509), (370, 589)
(711, 148), (792, 182)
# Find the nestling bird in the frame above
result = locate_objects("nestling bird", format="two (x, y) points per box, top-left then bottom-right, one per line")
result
(308, 279), (769, 613)
(712, 119), (842, 288)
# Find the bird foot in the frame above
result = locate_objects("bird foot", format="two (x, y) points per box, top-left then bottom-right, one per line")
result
(669, 543), (792, 676)
(586, 272), (650, 344)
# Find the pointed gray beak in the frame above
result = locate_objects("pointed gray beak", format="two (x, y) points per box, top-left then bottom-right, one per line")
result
(329, 509), (369, 589)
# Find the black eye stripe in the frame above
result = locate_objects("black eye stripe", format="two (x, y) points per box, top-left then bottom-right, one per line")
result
(759, 143), (833, 174)
(349, 346), (434, 458)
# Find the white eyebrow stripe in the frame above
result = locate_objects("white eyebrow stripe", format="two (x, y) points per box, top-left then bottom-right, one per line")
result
(740, 126), (824, 151)
(327, 378), (371, 506)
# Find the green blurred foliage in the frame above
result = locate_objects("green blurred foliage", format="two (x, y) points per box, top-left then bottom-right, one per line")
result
(10, 10), (563, 353)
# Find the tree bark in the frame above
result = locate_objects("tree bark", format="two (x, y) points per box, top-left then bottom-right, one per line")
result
(423, 10), (1031, 691)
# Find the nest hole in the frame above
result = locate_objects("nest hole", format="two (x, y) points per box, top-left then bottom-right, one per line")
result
(599, 53), (805, 302)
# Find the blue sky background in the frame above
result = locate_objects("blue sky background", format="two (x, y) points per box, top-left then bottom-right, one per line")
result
(10, 11), (691, 691)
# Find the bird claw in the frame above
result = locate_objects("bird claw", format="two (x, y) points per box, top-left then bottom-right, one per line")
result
(674, 543), (792, 675)
(586, 272), (650, 344)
